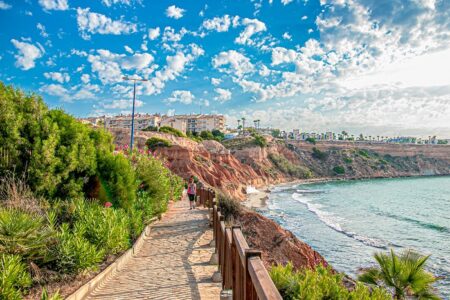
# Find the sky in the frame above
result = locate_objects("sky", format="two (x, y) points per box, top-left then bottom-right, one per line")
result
(0, 0), (449, 137)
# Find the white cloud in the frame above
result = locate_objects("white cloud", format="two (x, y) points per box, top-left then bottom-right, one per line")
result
(39, 84), (69, 99)
(76, 7), (137, 40)
(212, 50), (254, 78)
(235, 18), (267, 45)
(211, 78), (222, 86)
(281, 0), (293, 5)
(102, 99), (143, 109)
(202, 15), (231, 32)
(44, 72), (70, 83)
(81, 74), (90, 84)
(214, 88), (232, 102)
(38, 0), (68, 11)
(167, 90), (195, 104)
(88, 50), (154, 84)
(301, 15), (308, 20)
(40, 83), (97, 101)
(166, 5), (185, 19)
(36, 23), (48, 38)
(101, 0), (132, 6)
(282, 32), (292, 40)
(11, 39), (44, 70)
(124, 45), (133, 53)
(148, 27), (160, 40)
(0, 1), (11, 10)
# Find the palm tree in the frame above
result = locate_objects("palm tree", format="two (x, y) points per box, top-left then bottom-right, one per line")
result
(237, 120), (241, 134)
(359, 249), (439, 299)
(241, 117), (246, 135)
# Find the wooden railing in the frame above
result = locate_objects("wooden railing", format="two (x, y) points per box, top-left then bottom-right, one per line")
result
(198, 187), (282, 300)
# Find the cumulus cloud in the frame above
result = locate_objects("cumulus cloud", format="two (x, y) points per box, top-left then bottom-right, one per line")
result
(282, 32), (292, 40)
(202, 15), (231, 32)
(40, 83), (97, 101)
(11, 39), (44, 70)
(166, 5), (185, 19)
(87, 50), (154, 84)
(76, 8), (137, 39)
(212, 50), (254, 78)
(39, 84), (69, 99)
(44, 71), (70, 83)
(148, 27), (160, 40)
(36, 23), (48, 38)
(81, 74), (90, 84)
(0, 1), (11, 10)
(211, 78), (222, 86)
(101, 0), (133, 6)
(235, 18), (267, 45)
(102, 99), (143, 109)
(167, 90), (195, 104)
(214, 88), (232, 102)
(38, 0), (68, 11)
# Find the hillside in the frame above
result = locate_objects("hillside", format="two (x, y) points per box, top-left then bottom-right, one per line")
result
(110, 129), (450, 199)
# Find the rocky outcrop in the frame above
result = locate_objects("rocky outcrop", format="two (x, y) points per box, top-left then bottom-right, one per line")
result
(237, 209), (328, 270)
(110, 129), (450, 199)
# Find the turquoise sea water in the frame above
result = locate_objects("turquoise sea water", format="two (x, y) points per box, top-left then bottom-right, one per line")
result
(264, 176), (450, 298)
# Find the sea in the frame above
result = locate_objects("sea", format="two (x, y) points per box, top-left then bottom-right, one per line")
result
(263, 176), (450, 298)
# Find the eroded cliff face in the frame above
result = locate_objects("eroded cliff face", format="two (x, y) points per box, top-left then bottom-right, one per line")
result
(111, 129), (450, 199)
(237, 209), (328, 270)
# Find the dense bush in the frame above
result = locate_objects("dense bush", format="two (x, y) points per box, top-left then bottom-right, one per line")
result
(159, 126), (186, 137)
(53, 223), (104, 274)
(312, 147), (327, 160)
(96, 152), (136, 209)
(358, 149), (370, 158)
(72, 200), (130, 255)
(268, 154), (312, 179)
(145, 137), (172, 151)
(343, 157), (353, 164)
(217, 192), (241, 221)
(333, 165), (346, 175)
(0, 254), (32, 300)
(253, 134), (267, 147)
(0, 209), (55, 264)
(305, 137), (316, 144)
(270, 263), (391, 300)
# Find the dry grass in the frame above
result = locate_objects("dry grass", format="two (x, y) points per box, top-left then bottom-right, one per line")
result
(0, 173), (45, 216)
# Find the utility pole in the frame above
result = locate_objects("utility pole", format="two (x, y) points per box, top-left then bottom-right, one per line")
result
(123, 76), (148, 153)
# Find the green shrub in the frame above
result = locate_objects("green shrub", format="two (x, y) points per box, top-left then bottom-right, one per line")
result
(358, 149), (370, 158)
(40, 287), (63, 300)
(343, 157), (353, 164)
(305, 137), (316, 144)
(142, 125), (158, 132)
(0, 254), (32, 300)
(159, 126), (186, 137)
(145, 137), (172, 151)
(200, 130), (215, 140)
(0, 209), (55, 264)
(270, 263), (391, 300)
(135, 155), (172, 216)
(72, 200), (130, 255)
(96, 152), (136, 209)
(217, 193), (241, 221)
(253, 134), (267, 147)
(312, 147), (327, 160)
(268, 154), (312, 179)
(333, 165), (345, 175)
(53, 223), (104, 274)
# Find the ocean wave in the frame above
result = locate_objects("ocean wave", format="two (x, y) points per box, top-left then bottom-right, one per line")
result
(296, 189), (324, 194)
(374, 210), (450, 233)
(292, 193), (387, 249)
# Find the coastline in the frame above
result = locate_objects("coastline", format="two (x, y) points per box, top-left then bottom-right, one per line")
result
(242, 174), (450, 210)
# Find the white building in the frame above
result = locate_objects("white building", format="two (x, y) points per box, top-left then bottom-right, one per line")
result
(161, 114), (225, 133)
(105, 114), (161, 130)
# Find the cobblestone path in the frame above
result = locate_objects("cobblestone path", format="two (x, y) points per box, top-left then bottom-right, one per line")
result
(86, 200), (221, 300)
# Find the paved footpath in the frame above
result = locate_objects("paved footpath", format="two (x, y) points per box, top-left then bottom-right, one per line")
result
(87, 199), (221, 300)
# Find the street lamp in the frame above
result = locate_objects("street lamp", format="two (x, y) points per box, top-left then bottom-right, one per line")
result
(123, 76), (148, 153)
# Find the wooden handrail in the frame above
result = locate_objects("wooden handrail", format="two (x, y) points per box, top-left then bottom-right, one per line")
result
(198, 188), (282, 300)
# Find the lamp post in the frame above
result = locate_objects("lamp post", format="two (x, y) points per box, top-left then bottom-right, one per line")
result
(123, 76), (148, 153)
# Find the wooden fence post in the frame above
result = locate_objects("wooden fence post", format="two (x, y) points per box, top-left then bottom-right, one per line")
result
(245, 249), (262, 300)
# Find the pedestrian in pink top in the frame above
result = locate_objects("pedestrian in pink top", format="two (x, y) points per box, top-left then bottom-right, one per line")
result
(187, 176), (197, 210)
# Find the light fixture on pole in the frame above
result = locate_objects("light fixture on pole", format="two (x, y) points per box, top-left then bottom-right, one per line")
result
(123, 76), (148, 153)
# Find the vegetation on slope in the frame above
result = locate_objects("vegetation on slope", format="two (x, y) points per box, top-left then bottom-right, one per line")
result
(268, 153), (312, 179)
(0, 82), (184, 299)
(270, 263), (391, 300)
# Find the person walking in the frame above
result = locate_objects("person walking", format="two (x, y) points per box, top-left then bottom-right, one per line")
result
(187, 176), (197, 210)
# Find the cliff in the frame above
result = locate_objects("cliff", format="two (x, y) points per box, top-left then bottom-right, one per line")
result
(110, 129), (450, 200)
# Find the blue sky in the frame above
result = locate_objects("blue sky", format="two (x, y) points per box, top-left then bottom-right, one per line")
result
(1, 0), (449, 137)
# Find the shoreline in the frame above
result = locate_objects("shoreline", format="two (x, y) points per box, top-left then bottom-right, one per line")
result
(243, 174), (450, 210)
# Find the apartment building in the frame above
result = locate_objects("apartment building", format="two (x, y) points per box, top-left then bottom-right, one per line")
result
(105, 114), (161, 130)
(161, 114), (225, 133)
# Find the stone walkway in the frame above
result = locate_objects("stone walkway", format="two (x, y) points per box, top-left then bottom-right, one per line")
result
(86, 200), (221, 300)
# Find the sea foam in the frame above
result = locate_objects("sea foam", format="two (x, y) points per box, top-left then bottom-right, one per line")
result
(292, 192), (387, 249)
